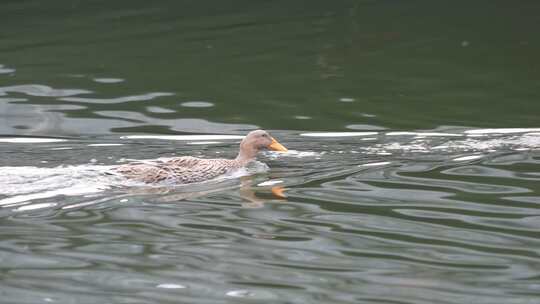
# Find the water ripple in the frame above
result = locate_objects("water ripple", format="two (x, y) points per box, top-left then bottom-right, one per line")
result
(61, 92), (174, 104)
(0, 84), (91, 97)
(0, 130), (539, 303)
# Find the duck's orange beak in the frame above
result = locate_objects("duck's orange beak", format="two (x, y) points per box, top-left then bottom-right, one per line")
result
(268, 137), (288, 152)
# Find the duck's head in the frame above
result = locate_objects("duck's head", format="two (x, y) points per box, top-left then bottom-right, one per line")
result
(237, 130), (287, 162)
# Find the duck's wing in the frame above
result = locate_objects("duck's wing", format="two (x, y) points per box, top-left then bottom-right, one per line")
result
(166, 157), (236, 184)
(115, 162), (173, 183)
(115, 156), (236, 184)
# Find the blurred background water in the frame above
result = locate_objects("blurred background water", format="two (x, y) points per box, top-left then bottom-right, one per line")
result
(1, 1), (540, 303)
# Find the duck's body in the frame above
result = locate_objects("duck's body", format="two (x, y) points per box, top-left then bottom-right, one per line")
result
(114, 130), (287, 184)
(115, 156), (240, 184)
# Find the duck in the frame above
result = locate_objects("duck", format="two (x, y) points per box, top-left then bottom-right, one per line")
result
(113, 130), (287, 184)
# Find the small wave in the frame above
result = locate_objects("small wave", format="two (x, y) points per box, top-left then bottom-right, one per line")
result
(0, 64), (15, 74)
(121, 134), (244, 140)
(92, 78), (125, 84)
(0, 137), (67, 143)
(386, 132), (462, 137)
(0, 84), (91, 97)
(180, 101), (214, 108)
(300, 132), (378, 137)
(60, 92), (174, 104)
(465, 128), (540, 135)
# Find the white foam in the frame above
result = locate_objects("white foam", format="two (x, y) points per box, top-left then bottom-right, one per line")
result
(0, 138), (67, 143)
(121, 135), (244, 141)
(265, 150), (320, 159)
(300, 132), (378, 137)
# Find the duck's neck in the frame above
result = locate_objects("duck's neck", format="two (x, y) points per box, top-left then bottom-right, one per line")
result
(235, 146), (258, 166)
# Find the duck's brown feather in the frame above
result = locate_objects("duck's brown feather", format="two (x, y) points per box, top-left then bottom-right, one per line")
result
(115, 156), (240, 184)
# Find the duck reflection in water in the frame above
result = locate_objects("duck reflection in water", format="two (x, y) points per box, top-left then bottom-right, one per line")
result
(125, 175), (287, 208)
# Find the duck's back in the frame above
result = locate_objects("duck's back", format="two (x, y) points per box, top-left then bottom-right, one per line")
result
(115, 156), (238, 184)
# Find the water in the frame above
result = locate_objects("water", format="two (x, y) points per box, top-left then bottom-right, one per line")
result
(1, 1), (540, 303)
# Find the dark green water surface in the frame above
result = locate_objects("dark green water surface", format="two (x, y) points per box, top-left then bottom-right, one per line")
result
(1, 1), (540, 303)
